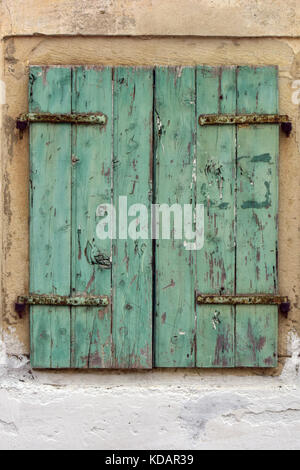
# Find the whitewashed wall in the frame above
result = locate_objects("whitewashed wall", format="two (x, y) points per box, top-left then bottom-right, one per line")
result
(0, 332), (300, 449)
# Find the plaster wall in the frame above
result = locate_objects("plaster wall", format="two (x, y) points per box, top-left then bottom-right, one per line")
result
(0, 1), (300, 450)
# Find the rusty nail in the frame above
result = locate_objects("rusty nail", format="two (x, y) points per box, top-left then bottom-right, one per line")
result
(280, 302), (290, 317)
(281, 122), (292, 137)
(15, 303), (26, 319)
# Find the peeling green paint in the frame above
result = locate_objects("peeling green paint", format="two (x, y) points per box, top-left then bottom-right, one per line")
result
(251, 153), (272, 163)
(241, 181), (271, 209)
(219, 202), (230, 210)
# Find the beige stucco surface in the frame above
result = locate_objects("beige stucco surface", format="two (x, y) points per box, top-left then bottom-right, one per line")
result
(0, 0), (300, 451)
(1, 35), (300, 376)
(0, 0), (300, 37)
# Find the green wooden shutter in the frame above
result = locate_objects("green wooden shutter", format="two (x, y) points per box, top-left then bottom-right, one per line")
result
(29, 65), (279, 369)
(29, 66), (153, 369)
(154, 66), (279, 368)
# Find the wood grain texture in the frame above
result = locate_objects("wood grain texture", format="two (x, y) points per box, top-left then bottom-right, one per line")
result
(29, 65), (280, 369)
(29, 66), (72, 368)
(112, 67), (153, 369)
(71, 67), (113, 368)
(154, 67), (196, 367)
(235, 66), (279, 367)
(196, 66), (236, 367)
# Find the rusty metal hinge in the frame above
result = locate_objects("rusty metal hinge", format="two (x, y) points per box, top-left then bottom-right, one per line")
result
(16, 112), (107, 136)
(198, 114), (292, 137)
(15, 294), (109, 318)
(196, 294), (290, 317)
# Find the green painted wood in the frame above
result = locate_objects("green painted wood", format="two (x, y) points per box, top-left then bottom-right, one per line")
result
(236, 66), (279, 367)
(71, 67), (113, 368)
(237, 66), (278, 115)
(112, 67), (153, 369)
(196, 66), (236, 367)
(29, 65), (280, 370)
(29, 66), (72, 368)
(154, 67), (196, 367)
(235, 306), (278, 367)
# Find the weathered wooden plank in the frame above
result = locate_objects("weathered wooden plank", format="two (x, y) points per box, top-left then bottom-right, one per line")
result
(236, 66), (279, 367)
(235, 306), (278, 367)
(196, 294), (288, 306)
(112, 67), (153, 369)
(237, 66), (278, 115)
(71, 67), (113, 368)
(154, 67), (196, 367)
(196, 66), (236, 367)
(29, 66), (71, 368)
(236, 126), (279, 293)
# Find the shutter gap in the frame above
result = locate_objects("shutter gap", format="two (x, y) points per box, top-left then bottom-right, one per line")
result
(193, 65), (198, 367)
(110, 67), (115, 365)
(152, 66), (156, 368)
(234, 66), (239, 367)
(70, 66), (74, 366)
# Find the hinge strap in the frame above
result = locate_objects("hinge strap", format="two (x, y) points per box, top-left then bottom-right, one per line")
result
(196, 295), (290, 316)
(16, 294), (109, 310)
(16, 112), (107, 132)
(198, 114), (292, 136)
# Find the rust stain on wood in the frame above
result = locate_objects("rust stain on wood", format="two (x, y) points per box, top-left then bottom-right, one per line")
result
(17, 112), (107, 127)
(198, 113), (290, 126)
(17, 294), (109, 307)
(197, 294), (289, 306)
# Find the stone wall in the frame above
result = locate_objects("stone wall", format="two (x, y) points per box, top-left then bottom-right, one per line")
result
(1, 0), (300, 450)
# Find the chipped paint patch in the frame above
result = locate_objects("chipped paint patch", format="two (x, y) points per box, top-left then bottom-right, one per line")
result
(190, 158), (197, 189)
(212, 311), (221, 330)
(0, 328), (29, 370)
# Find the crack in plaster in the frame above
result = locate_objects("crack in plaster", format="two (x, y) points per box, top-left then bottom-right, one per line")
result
(0, 419), (18, 435)
(223, 407), (300, 426)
